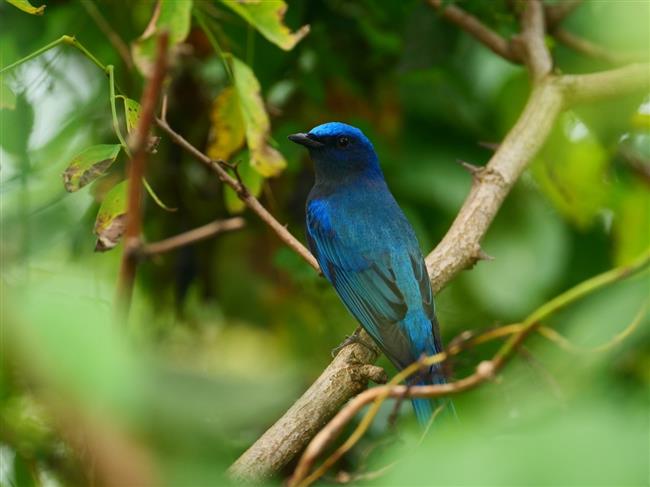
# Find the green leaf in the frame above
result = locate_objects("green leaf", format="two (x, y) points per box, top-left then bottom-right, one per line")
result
(224, 155), (264, 214)
(0, 79), (16, 110)
(220, 0), (309, 50)
(132, 0), (193, 75)
(62, 144), (122, 192)
(230, 56), (287, 176)
(207, 86), (246, 162)
(122, 96), (140, 133)
(5, 0), (46, 15)
(94, 180), (127, 252)
(532, 112), (609, 229)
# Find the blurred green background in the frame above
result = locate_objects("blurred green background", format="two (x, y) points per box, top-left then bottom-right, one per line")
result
(1, 1), (649, 486)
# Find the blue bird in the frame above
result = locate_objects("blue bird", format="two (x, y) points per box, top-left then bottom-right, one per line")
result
(289, 122), (450, 425)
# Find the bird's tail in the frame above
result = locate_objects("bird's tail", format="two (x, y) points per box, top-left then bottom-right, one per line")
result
(407, 366), (455, 427)
(411, 396), (434, 426)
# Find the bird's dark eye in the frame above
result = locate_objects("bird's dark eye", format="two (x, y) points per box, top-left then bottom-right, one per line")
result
(337, 136), (350, 148)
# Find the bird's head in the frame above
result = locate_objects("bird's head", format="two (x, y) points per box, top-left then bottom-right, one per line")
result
(288, 122), (381, 182)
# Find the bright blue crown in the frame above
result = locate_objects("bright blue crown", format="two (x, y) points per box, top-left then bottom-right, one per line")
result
(309, 122), (371, 147)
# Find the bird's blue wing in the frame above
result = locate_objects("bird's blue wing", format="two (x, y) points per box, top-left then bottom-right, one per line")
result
(306, 200), (415, 366)
(408, 251), (444, 354)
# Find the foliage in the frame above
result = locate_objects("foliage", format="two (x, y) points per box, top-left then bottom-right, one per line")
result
(1, 0), (649, 486)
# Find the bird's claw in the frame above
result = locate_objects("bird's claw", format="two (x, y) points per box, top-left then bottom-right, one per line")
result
(331, 329), (376, 357)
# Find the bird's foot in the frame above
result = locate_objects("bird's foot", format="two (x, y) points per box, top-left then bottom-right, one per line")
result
(331, 328), (377, 357)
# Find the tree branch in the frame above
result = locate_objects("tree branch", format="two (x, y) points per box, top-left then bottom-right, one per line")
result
(426, 80), (563, 292)
(154, 117), (320, 272)
(427, 0), (517, 62)
(140, 217), (245, 256)
(552, 27), (642, 65)
(116, 33), (168, 313)
(559, 63), (650, 105)
(544, 0), (582, 29)
(80, 0), (133, 70)
(515, 0), (553, 83)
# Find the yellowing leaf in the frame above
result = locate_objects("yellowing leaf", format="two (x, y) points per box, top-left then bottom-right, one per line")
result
(230, 56), (287, 176)
(94, 181), (127, 252)
(207, 87), (246, 161)
(0, 80), (16, 110)
(224, 156), (264, 214)
(131, 0), (193, 75)
(5, 0), (45, 15)
(220, 0), (309, 50)
(117, 96), (175, 212)
(62, 144), (122, 192)
(122, 97), (140, 133)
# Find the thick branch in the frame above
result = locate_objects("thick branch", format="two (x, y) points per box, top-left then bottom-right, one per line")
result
(155, 118), (320, 272)
(141, 217), (245, 256)
(116, 33), (168, 312)
(428, 0), (517, 62)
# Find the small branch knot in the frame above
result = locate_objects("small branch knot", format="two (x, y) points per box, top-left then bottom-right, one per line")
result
(476, 360), (496, 380)
(358, 365), (388, 384)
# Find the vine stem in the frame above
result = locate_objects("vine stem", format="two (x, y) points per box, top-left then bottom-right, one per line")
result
(107, 65), (131, 156)
(1, 35), (107, 75)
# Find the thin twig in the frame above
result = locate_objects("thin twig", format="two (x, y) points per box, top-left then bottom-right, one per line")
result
(552, 28), (640, 65)
(80, 0), (133, 69)
(427, 0), (518, 62)
(154, 117), (320, 272)
(538, 300), (648, 354)
(545, 0), (582, 29)
(116, 33), (168, 313)
(140, 217), (245, 256)
(516, 0), (553, 83)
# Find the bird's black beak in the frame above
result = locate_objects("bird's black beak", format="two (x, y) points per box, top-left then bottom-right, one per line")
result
(288, 132), (324, 149)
